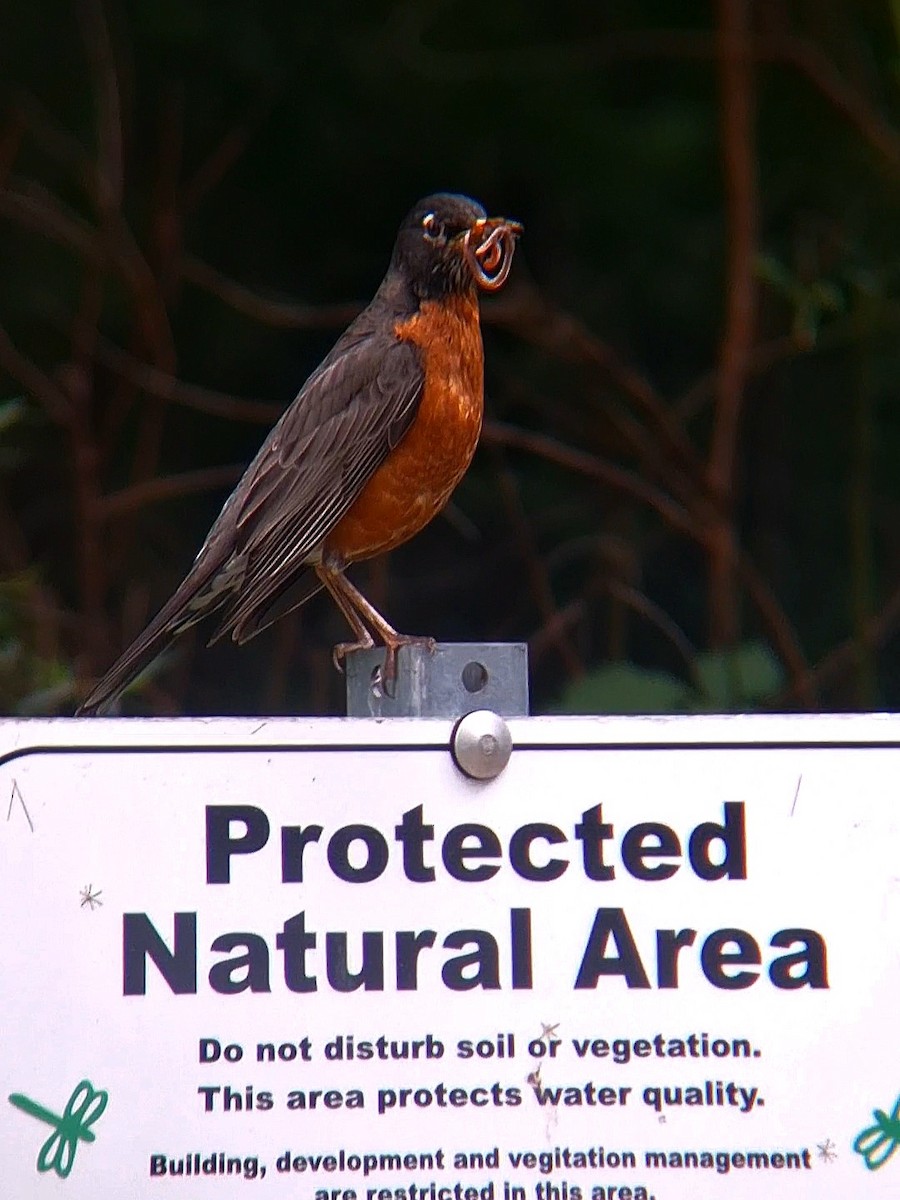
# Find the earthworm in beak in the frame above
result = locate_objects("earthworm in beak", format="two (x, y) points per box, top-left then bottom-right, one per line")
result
(463, 217), (523, 291)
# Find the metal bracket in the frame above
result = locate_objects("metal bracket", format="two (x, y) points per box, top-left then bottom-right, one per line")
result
(344, 642), (529, 719)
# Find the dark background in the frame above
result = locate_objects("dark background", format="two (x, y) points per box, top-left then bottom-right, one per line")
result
(2, 0), (900, 716)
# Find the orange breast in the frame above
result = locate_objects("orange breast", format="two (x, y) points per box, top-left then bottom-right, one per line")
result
(324, 293), (484, 562)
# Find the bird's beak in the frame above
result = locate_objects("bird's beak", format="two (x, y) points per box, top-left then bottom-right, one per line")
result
(462, 216), (523, 291)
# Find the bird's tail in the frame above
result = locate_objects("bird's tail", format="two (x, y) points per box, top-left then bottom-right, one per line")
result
(75, 558), (230, 716)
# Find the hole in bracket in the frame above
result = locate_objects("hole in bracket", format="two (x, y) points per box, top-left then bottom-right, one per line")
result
(461, 661), (489, 693)
(370, 665), (384, 699)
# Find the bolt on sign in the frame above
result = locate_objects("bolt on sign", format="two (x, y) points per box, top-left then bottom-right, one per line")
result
(1, 714), (899, 1198)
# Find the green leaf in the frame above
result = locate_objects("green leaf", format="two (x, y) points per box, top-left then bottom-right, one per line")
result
(891, 0), (900, 48)
(808, 281), (843, 314)
(694, 641), (785, 710)
(755, 252), (796, 294)
(554, 643), (786, 716)
(554, 663), (692, 715)
(0, 398), (26, 436)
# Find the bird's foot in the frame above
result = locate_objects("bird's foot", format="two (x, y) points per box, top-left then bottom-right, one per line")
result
(331, 631), (437, 699)
(332, 632), (375, 673)
(379, 634), (437, 697)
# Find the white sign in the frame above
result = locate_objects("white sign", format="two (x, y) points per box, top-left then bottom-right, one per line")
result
(1, 714), (899, 1199)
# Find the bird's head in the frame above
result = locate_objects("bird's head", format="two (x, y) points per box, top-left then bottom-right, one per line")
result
(391, 192), (523, 300)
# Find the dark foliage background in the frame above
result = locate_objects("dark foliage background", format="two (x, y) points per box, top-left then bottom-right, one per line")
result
(3, 0), (900, 716)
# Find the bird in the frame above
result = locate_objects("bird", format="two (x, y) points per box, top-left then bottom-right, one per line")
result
(76, 192), (523, 715)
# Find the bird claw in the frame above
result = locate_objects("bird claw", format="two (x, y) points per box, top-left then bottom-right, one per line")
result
(379, 635), (437, 697)
(331, 633), (436, 698)
(332, 638), (373, 673)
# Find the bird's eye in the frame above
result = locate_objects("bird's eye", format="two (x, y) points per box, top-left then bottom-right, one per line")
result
(422, 213), (446, 243)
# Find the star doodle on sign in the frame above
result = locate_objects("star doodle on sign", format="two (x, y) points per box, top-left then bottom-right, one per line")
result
(817, 1139), (837, 1163)
(540, 1022), (560, 1039)
(79, 884), (103, 910)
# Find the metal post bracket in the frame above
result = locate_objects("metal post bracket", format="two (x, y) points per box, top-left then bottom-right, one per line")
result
(344, 642), (529, 719)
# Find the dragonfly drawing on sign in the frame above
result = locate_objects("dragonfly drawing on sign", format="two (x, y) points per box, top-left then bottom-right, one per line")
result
(854, 1092), (900, 1171)
(8, 1079), (108, 1178)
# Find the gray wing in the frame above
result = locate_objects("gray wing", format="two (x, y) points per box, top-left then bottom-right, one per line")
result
(76, 320), (423, 713)
(203, 325), (424, 640)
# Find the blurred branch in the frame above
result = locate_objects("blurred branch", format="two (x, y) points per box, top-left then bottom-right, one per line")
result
(484, 416), (813, 704)
(488, 283), (709, 502)
(849, 296), (877, 704)
(4, 2), (890, 717)
(63, 365), (106, 661)
(769, 33), (900, 180)
(782, 582), (900, 703)
(388, 10), (715, 81)
(529, 598), (588, 666)
(180, 255), (362, 329)
(182, 95), (273, 215)
(76, 0), (123, 214)
(11, 91), (92, 189)
(0, 318), (71, 424)
(735, 553), (814, 707)
(150, 83), (184, 298)
(0, 175), (101, 259)
(708, 0), (758, 647)
(104, 215), (177, 370)
(678, 299), (900, 422)
(98, 463), (243, 520)
(0, 174), (176, 367)
(492, 450), (584, 678)
(124, 93), (179, 519)
(677, 332), (801, 422)
(392, 10), (900, 179)
(93, 337), (281, 423)
(483, 419), (696, 540)
(0, 106), (25, 189)
(0, 491), (31, 571)
(529, 575), (701, 693)
(606, 578), (699, 683)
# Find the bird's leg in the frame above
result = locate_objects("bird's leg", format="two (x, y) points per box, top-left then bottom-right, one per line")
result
(315, 564), (376, 670)
(316, 562), (436, 691)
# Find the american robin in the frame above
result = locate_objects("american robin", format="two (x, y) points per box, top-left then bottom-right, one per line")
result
(77, 192), (522, 714)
